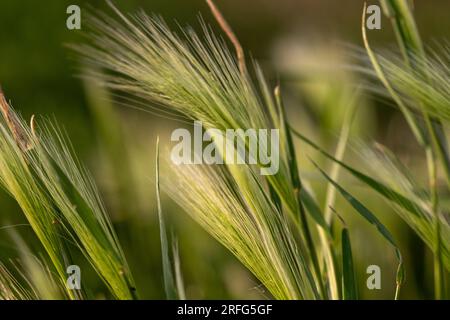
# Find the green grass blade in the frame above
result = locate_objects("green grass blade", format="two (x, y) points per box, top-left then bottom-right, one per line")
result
(291, 128), (425, 218)
(294, 128), (450, 272)
(379, 0), (424, 62)
(172, 238), (186, 300)
(155, 137), (178, 300)
(268, 183), (283, 214)
(299, 190), (331, 238)
(319, 92), (357, 300)
(323, 94), (357, 224)
(376, 1), (448, 296)
(274, 86), (327, 299)
(341, 227), (358, 300)
(362, 4), (425, 146)
(311, 160), (404, 299)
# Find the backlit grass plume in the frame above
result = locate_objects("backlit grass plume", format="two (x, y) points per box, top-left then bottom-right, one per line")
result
(360, 145), (450, 270)
(73, 0), (416, 300)
(0, 90), (136, 299)
(375, 50), (450, 123)
(76, 1), (330, 299)
(163, 160), (319, 300)
(75, 1), (300, 217)
(1, 0), (448, 301)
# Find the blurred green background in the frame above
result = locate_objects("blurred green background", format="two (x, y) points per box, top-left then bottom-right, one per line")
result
(0, 0), (449, 299)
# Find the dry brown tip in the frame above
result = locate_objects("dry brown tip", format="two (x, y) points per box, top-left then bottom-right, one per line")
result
(0, 86), (9, 117)
(206, 0), (247, 76)
(0, 88), (33, 151)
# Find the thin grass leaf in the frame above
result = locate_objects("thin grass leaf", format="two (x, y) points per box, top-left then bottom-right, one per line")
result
(291, 129), (426, 218)
(156, 137), (177, 300)
(323, 94), (357, 224)
(361, 5), (425, 146)
(360, 145), (450, 275)
(318, 92), (357, 300)
(373, 1), (448, 297)
(341, 227), (358, 300)
(172, 239), (186, 300)
(311, 160), (404, 299)
(299, 191), (331, 237)
(293, 128), (450, 273)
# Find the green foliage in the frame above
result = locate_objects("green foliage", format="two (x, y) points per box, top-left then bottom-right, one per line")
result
(0, 0), (448, 301)
(341, 228), (357, 300)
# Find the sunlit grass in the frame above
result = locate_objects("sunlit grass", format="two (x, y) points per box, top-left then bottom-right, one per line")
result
(0, 0), (448, 300)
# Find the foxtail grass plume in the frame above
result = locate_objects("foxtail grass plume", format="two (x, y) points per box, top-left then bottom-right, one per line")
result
(0, 90), (136, 299)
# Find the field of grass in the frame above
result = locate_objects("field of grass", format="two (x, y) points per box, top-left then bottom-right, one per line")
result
(0, 0), (449, 300)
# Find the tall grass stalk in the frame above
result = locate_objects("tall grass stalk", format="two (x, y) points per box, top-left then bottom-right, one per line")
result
(317, 92), (357, 300)
(156, 137), (186, 300)
(291, 128), (406, 298)
(364, 1), (448, 298)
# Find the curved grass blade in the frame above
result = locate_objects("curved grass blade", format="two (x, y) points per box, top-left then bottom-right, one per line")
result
(274, 86), (326, 298)
(291, 128), (424, 218)
(293, 128), (450, 272)
(311, 160), (404, 299)
(299, 191), (331, 238)
(362, 4), (425, 146)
